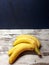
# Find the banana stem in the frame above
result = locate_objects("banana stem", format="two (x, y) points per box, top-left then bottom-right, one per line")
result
(35, 47), (42, 57)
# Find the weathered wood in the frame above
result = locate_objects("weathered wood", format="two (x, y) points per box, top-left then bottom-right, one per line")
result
(0, 29), (49, 65)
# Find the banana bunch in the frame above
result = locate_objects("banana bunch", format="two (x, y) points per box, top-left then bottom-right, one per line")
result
(8, 34), (42, 64)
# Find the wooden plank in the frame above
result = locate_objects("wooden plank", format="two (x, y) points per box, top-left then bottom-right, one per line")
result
(0, 29), (49, 65)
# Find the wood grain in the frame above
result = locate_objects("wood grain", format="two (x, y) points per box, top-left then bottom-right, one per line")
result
(0, 29), (49, 65)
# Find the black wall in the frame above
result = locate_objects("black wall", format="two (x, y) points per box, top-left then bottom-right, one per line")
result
(0, 0), (49, 29)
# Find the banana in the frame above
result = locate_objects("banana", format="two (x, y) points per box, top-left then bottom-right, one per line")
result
(13, 38), (36, 47)
(8, 40), (35, 56)
(14, 34), (41, 47)
(8, 40), (41, 56)
(8, 45), (41, 57)
(8, 45), (17, 56)
(9, 43), (35, 64)
(17, 34), (41, 47)
(8, 34), (42, 64)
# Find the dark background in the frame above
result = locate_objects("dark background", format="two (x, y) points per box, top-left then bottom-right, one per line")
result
(0, 0), (49, 29)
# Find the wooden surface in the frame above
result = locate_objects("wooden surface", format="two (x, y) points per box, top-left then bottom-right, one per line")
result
(0, 29), (49, 65)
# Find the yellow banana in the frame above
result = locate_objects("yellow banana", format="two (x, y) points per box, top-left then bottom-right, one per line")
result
(8, 40), (35, 56)
(8, 34), (42, 64)
(13, 38), (36, 47)
(14, 34), (41, 47)
(9, 43), (35, 64)
(8, 45), (41, 57)
(8, 45), (17, 56)
(8, 40), (41, 56)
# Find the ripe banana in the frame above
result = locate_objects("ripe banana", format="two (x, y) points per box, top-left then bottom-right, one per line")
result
(13, 34), (40, 47)
(9, 43), (35, 64)
(8, 45), (17, 56)
(8, 43), (41, 58)
(8, 39), (35, 56)
(8, 34), (42, 64)
(13, 37), (36, 46)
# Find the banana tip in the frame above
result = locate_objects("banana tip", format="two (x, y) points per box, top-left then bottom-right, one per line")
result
(38, 54), (42, 58)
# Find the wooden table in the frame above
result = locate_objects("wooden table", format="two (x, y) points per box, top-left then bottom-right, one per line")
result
(0, 29), (49, 65)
